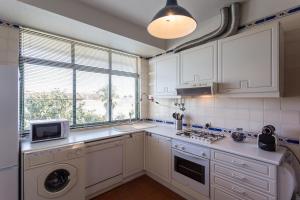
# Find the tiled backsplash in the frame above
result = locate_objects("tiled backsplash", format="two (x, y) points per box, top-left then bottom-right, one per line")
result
(148, 97), (300, 140)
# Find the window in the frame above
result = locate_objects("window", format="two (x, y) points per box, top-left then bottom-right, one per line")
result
(20, 29), (139, 131)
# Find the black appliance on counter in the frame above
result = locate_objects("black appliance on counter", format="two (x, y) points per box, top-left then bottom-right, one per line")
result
(258, 125), (277, 152)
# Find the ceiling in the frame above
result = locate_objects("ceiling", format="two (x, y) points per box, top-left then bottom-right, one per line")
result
(78, 0), (242, 27)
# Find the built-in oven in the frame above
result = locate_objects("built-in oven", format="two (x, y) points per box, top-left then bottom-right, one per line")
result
(172, 140), (210, 197)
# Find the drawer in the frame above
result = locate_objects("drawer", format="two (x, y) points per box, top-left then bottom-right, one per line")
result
(211, 186), (242, 200)
(211, 176), (276, 200)
(211, 162), (276, 195)
(211, 150), (276, 179)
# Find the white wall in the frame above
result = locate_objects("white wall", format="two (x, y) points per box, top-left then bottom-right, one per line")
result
(0, 26), (19, 66)
(167, 0), (300, 50)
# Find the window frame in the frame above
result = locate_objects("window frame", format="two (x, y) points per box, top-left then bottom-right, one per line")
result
(19, 29), (139, 133)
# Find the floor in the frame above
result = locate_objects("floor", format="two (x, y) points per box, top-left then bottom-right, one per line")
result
(92, 175), (186, 200)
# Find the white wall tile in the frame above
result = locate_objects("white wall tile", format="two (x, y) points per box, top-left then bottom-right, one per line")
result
(281, 111), (300, 125)
(249, 110), (263, 122)
(236, 109), (250, 120)
(264, 110), (281, 123)
(249, 121), (263, 132)
(248, 99), (264, 110)
(263, 98), (281, 110)
(280, 125), (300, 139)
(281, 97), (300, 111)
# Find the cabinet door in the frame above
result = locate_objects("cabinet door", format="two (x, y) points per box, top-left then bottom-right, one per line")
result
(86, 141), (123, 187)
(124, 133), (144, 177)
(156, 135), (172, 182)
(145, 133), (171, 183)
(218, 22), (279, 96)
(155, 54), (179, 96)
(180, 41), (217, 85)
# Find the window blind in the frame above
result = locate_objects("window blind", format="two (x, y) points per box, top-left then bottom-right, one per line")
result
(19, 28), (139, 132)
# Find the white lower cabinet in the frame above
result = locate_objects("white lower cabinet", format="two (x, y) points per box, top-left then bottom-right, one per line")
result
(145, 133), (171, 183)
(85, 137), (124, 197)
(123, 132), (144, 178)
(210, 150), (277, 200)
(211, 186), (242, 200)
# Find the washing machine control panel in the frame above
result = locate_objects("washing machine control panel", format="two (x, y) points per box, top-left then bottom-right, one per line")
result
(24, 143), (85, 170)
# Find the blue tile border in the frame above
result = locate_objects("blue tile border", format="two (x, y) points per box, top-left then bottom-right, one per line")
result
(239, 5), (300, 31)
(145, 118), (300, 145)
(0, 20), (19, 29)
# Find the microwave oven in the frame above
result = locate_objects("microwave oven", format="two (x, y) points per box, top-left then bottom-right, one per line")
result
(30, 119), (70, 143)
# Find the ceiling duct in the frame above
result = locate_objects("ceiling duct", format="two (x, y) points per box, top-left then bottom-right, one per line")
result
(220, 3), (241, 38)
(173, 3), (240, 53)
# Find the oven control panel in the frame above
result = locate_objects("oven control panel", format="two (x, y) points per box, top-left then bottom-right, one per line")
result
(172, 140), (210, 159)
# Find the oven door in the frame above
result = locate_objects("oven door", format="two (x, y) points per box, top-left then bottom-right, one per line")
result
(172, 149), (209, 197)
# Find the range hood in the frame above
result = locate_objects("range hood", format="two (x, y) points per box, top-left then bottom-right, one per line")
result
(176, 82), (217, 96)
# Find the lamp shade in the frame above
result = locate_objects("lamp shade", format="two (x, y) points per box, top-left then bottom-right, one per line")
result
(147, 0), (197, 39)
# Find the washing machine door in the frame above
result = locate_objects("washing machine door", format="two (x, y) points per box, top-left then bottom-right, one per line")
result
(38, 164), (77, 199)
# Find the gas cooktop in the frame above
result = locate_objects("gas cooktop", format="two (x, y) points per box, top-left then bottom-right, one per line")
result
(176, 129), (226, 144)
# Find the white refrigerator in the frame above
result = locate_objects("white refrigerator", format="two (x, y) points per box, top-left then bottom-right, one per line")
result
(0, 65), (19, 200)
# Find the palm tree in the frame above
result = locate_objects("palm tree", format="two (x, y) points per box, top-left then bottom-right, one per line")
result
(97, 85), (119, 117)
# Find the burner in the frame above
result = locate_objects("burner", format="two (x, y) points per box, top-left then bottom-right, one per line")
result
(176, 129), (225, 144)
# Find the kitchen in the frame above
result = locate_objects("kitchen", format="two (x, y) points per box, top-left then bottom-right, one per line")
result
(0, 0), (300, 200)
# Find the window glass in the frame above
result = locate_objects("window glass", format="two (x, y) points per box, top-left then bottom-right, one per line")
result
(22, 32), (71, 63)
(76, 71), (109, 124)
(112, 53), (137, 73)
(112, 75), (136, 120)
(20, 30), (138, 132)
(75, 45), (109, 69)
(23, 64), (73, 129)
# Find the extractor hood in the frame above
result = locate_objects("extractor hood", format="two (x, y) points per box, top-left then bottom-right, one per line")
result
(176, 82), (217, 96)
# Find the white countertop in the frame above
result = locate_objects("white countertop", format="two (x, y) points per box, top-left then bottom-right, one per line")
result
(21, 122), (286, 165)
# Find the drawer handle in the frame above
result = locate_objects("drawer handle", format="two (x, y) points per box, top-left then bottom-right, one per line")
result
(231, 173), (246, 181)
(231, 160), (246, 167)
(231, 187), (246, 196)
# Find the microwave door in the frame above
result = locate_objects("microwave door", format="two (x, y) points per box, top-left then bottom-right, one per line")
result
(32, 123), (61, 142)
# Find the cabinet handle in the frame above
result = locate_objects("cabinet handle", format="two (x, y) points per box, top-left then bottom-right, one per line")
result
(231, 187), (246, 196)
(231, 160), (246, 167)
(231, 173), (246, 181)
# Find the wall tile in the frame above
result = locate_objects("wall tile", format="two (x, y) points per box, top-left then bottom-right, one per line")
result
(215, 98), (237, 109)
(249, 121), (263, 132)
(249, 110), (264, 122)
(281, 97), (300, 111)
(264, 110), (281, 123)
(248, 99), (264, 110)
(280, 125), (300, 139)
(236, 109), (250, 120)
(281, 111), (300, 125)
(263, 98), (281, 110)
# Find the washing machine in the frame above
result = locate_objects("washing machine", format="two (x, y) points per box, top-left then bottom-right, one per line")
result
(23, 143), (86, 200)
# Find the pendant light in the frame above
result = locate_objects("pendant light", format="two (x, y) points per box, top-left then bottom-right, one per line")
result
(147, 0), (197, 39)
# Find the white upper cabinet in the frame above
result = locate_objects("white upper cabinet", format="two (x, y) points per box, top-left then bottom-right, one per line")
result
(217, 22), (281, 97)
(179, 41), (218, 86)
(150, 54), (179, 97)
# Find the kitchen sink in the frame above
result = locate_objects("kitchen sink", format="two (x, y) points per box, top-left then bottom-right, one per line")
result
(113, 125), (137, 132)
(113, 123), (156, 132)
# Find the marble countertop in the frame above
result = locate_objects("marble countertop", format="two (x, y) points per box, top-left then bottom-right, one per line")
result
(21, 122), (286, 165)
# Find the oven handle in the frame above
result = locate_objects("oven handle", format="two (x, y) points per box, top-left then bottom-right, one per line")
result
(173, 149), (208, 161)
